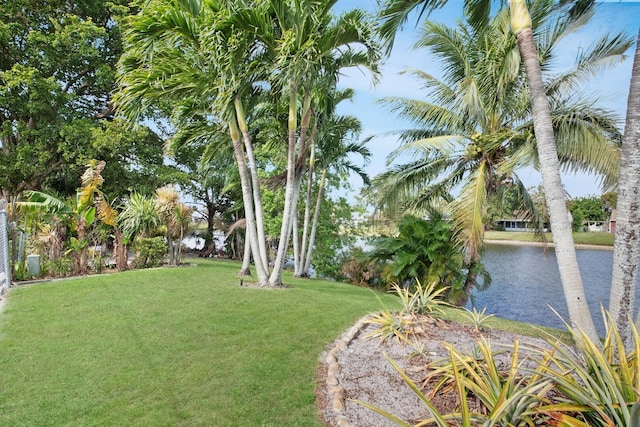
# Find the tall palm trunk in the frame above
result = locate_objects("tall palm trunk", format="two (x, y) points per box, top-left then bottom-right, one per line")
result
(229, 118), (269, 284)
(297, 140), (316, 277)
(235, 98), (269, 273)
(269, 87), (312, 285)
(269, 87), (299, 286)
(510, 0), (598, 342)
(610, 30), (640, 345)
(303, 167), (327, 276)
(292, 209), (301, 275)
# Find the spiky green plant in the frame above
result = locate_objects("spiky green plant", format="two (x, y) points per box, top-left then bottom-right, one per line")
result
(363, 310), (411, 343)
(390, 279), (449, 315)
(533, 313), (640, 426)
(461, 306), (496, 331)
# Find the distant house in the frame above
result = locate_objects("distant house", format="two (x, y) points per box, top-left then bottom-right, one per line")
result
(496, 219), (536, 232)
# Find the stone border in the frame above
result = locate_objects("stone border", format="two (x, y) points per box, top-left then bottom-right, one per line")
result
(322, 316), (369, 427)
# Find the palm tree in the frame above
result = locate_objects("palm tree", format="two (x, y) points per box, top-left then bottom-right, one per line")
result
(115, 0), (272, 283)
(298, 117), (371, 277)
(119, 193), (160, 241)
(231, 0), (380, 286)
(375, 0), (628, 339)
(155, 185), (181, 266)
(609, 30), (640, 346)
(509, 0), (599, 341)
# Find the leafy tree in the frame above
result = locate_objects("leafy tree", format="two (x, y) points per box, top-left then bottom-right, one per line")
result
(0, 0), (133, 201)
(170, 141), (236, 253)
(569, 196), (606, 231)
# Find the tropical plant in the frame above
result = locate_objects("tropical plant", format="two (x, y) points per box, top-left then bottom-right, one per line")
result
(392, 280), (450, 315)
(363, 310), (412, 343)
(461, 306), (496, 331)
(132, 237), (167, 269)
(250, 1), (380, 287)
(294, 90), (371, 278)
(375, 0), (629, 341)
(119, 193), (160, 241)
(339, 247), (383, 287)
(20, 160), (110, 274)
(357, 304), (640, 426)
(155, 185), (183, 266)
(116, 0), (272, 283)
(533, 312), (640, 426)
(369, 214), (489, 305)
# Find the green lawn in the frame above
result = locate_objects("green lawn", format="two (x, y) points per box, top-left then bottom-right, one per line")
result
(484, 230), (614, 246)
(0, 259), (397, 426)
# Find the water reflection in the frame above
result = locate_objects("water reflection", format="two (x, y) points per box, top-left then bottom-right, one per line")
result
(470, 243), (640, 336)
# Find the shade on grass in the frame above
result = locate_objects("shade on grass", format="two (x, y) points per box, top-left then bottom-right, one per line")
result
(0, 259), (395, 426)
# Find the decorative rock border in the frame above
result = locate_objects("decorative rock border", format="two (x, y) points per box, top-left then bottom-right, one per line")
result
(323, 316), (369, 427)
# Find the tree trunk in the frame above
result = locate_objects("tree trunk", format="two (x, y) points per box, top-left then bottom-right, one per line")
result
(167, 231), (175, 266)
(511, 0), (598, 342)
(229, 118), (269, 284)
(303, 167), (327, 276)
(239, 229), (252, 277)
(298, 137), (317, 277)
(269, 86), (299, 286)
(114, 229), (128, 271)
(235, 98), (269, 273)
(610, 30), (640, 345)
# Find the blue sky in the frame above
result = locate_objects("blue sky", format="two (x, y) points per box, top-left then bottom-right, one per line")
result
(333, 1), (640, 199)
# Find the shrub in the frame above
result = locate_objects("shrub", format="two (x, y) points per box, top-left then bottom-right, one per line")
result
(339, 248), (383, 287)
(45, 257), (75, 278)
(132, 237), (166, 269)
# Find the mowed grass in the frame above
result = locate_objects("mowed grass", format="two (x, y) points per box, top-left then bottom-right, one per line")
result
(0, 259), (397, 426)
(484, 230), (614, 246)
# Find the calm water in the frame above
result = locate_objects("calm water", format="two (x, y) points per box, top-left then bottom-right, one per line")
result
(469, 243), (640, 335)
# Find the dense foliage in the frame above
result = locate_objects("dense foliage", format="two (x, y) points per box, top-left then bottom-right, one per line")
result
(0, 1), (174, 201)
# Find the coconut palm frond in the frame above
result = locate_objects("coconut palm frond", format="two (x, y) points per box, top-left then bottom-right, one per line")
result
(388, 134), (463, 163)
(450, 160), (489, 263)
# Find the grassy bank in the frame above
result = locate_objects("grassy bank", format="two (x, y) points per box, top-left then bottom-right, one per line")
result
(484, 230), (614, 246)
(0, 259), (568, 425)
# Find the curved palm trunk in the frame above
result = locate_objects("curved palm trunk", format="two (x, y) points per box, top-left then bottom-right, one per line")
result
(229, 119), (269, 284)
(303, 167), (327, 276)
(511, 0), (598, 342)
(610, 31), (640, 345)
(235, 98), (269, 273)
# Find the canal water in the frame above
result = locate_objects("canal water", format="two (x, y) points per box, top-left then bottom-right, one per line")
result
(470, 243), (640, 336)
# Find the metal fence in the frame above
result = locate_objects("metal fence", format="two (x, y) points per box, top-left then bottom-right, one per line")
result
(0, 203), (11, 295)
